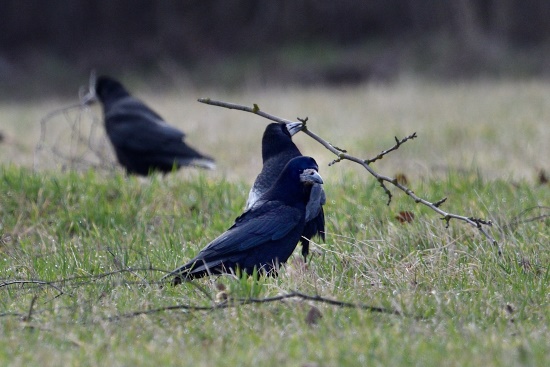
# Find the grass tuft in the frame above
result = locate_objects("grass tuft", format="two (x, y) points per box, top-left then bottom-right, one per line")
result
(1, 162), (548, 366)
(0, 81), (549, 365)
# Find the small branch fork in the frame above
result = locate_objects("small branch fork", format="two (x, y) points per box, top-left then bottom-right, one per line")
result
(197, 98), (499, 252)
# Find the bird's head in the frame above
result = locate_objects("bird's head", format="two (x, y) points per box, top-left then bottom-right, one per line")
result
(261, 123), (303, 162)
(263, 122), (303, 141)
(300, 167), (323, 186)
(297, 159), (323, 186)
(95, 76), (130, 104)
(284, 157), (323, 205)
(261, 156), (323, 205)
(284, 156), (323, 186)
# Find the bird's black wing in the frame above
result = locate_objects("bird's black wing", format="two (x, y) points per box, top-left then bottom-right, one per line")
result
(166, 201), (302, 277)
(107, 117), (185, 153)
(198, 201), (301, 258)
(106, 102), (187, 153)
(105, 96), (167, 123)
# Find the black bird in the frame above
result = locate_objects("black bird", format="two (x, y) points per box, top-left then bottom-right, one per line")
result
(245, 122), (326, 260)
(163, 156), (323, 285)
(94, 76), (215, 175)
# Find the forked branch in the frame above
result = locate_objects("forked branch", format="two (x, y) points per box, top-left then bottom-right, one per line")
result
(197, 98), (499, 252)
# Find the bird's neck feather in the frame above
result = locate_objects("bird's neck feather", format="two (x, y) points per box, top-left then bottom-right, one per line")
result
(261, 136), (301, 163)
(264, 174), (310, 207)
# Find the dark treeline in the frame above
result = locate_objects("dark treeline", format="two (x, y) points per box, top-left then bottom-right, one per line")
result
(2, 0), (549, 60)
(1, 0), (550, 95)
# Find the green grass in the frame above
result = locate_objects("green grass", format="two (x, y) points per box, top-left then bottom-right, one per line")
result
(0, 163), (548, 366)
(0, 80), (549, 365)
(2, 79), (550, 181)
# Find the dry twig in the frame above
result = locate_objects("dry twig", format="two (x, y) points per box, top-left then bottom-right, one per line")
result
(34, 71), (116, 172)
(2, 272), (406, 322)
(22, 295), (38, 322)
(503, 206), (550, 232)
(197, 98), (499, 253)
(111, 290), (405, 321)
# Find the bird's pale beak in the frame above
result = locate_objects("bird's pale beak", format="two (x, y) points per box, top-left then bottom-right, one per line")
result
(286, 122), (303, 136)
(300, 168), (323, 185)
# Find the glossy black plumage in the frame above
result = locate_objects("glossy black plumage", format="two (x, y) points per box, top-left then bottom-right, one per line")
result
(163, 156), (323, 285)
(246, 122), (326, 260)
(95, 76), (215, 175)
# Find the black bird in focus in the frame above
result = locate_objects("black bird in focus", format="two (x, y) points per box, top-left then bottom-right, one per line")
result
(94, 76), (215, 175)
(246, 122), (326, 260)
(163, 156), (323, 285)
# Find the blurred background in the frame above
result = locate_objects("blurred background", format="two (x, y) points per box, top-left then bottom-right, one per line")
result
(2, 0), (550, 98)
(1, 0), (549, 182)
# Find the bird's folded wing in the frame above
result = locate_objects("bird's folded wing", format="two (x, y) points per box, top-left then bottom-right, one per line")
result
(199, 203), (302, 258)
(107, 115), (186, 151)
(105, 97), (166, 121)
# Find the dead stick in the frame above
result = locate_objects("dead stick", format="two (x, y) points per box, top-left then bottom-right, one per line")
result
(111, 291), (405, 321)
(197, 98), (499, 253)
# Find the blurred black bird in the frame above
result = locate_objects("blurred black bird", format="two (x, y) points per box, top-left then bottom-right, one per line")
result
(94, 76), (215, 175)
(163, 156), (323, 285)
(246, 122), (326, 260)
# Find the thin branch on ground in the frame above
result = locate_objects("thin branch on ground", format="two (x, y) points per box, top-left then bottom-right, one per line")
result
(0, 279), (66, 296)
(3, 273), (408, 321)
(197, 98), (499, 252)
(110, 290), (406, 321)
(22, 295), (38, 322)
(1, 268), (214, 301)
(503, 206), (550, 232)
(0, 267), (167, 292)
(0, 312), (27, 319)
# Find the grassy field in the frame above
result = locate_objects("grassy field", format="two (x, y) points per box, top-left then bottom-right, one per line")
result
(2, 79), (549, 180)
(1, 80), (549, 366)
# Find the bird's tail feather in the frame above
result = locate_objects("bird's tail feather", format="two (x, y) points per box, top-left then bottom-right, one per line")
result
(178, 157), (216, 170)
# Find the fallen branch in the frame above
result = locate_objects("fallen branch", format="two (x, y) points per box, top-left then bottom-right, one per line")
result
(503, 206), (550, 232)
(197, 98), (499, 253)
(0, 267), (216, 301)
(111, 290), (406, 321)
(0, 267), (172, 290)
(3, 273), (410, 321)
(22, 295), (38, 322)
(0, 279), (66, 296)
